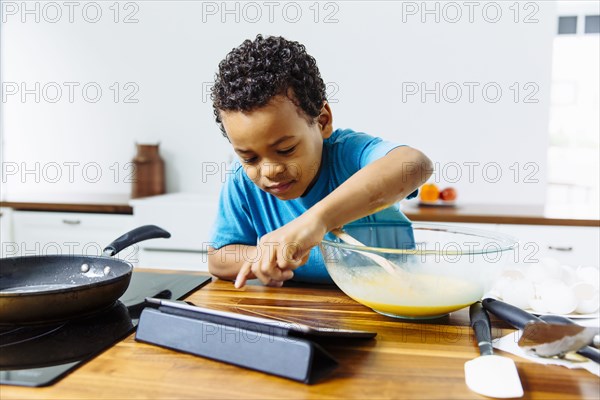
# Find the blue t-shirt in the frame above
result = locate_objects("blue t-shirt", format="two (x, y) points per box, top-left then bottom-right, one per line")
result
(209, 128), (417, 283)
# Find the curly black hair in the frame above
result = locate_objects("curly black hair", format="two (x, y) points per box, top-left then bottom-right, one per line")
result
(211, 35), (327, 137)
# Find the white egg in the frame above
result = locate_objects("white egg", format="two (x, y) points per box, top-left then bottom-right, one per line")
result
(539, 257), (561, 279)
(490, 268), (526, 298)
(103, 266), (111, 275)
(502, 279), (535, 309)
(525, 263), (550, 284)
(572, 282), (600, 314)
(528, 296), (548, 313)
(576, 266), (600, 289)
(559, 265), (577, 286)
(539, 281), (578, 315)
(486, 287), (502, 299)
(80, 263), (90, 273)
(501, 268), (526, 280)
(491, 277), (511, 297)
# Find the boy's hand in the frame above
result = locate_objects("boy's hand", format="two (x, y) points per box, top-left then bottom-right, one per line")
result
(234, 215), (327, 288)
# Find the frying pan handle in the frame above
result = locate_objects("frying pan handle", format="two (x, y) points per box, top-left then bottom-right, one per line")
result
(103, 225), (171, 256)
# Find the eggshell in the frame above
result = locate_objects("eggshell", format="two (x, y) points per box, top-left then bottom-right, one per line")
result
(490, 268), (526, 298)
(576, 266), (600, 289)
(559, 265), (577, 286)
(572, 282), (600, 314)
(502, 279), (535, 309)
(525, 263), (551, 284)
(539, 257), (561, 279)
(539, 281), (578, 315)
(528, 296), (548, 313)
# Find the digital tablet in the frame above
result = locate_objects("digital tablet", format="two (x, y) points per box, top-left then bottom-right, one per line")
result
(145, 297), (377, 339)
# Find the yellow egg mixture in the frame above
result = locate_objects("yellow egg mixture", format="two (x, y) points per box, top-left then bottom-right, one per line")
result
(336, 271), (483, 318)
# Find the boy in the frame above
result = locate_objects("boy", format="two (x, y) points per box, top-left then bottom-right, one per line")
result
(208, 35), (432, 288)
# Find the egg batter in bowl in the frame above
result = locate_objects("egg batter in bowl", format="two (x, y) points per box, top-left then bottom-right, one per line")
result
(320, 222), (517, 319)
(330, 266), (483, 319)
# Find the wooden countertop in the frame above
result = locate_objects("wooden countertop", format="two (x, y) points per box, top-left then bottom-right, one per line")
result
(2, 273), (598, 399)
(403, 203), (600, 227)
(0, 193), (133, 214)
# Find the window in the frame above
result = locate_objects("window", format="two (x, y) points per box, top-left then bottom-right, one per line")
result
(558, 16), (578, 34)
(585, 15), (600, 34)
(547, 9), (599, 214)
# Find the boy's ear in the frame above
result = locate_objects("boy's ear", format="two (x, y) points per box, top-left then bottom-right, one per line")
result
(318, 102), (333, 139)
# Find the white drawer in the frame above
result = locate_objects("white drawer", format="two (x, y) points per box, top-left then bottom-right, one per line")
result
(7, 211), (135, 260)
(496, 224), (600, 267)
(130, 193), (219, 252)
(0, 208), (13, 247)
(138, 249), (209, 271)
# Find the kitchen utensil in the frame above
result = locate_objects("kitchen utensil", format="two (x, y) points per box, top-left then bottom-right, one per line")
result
(482, 298), (600, 363)
(331, 229), (402, 276)
(464, 302), (523, 398)
(539, 314), (600, 348)
(0, 225), (170, 325)
(320, 222), (517, 319)
(519, 322), (599, 357)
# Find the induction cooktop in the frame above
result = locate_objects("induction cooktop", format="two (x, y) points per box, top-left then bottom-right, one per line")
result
(0, 271), (211, 387)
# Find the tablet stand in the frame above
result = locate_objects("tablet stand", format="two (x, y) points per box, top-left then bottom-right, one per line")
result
(136, 307), (339, 383)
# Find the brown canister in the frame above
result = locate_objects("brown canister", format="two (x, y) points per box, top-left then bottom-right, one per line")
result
(131, 143), (165, 198)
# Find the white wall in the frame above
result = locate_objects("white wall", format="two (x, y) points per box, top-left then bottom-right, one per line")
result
(1, 1), (556, 204)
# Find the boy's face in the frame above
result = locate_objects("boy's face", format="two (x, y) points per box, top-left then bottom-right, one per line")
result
(221, 95), (333, 200)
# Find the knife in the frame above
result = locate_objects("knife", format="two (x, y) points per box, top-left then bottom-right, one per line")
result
(518, 322), (599, 358)
(539, 314), (600, 349)
(481, 298), (600, 364)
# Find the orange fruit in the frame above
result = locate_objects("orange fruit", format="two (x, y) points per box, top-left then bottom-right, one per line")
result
(420, 183), (439, 202)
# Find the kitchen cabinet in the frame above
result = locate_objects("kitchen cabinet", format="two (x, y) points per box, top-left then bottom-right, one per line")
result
(138, 248), (209, 271)
(7, 210), (135, 261)
(130, 193), (219, 271)
(0, 207), (13, 257)
(496, 224), (600, 267)
(424, 222), (600, 267)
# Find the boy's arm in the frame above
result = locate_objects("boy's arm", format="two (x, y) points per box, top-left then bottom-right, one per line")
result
(234, 146), (432, 287)
(208, 244), (256, 281)
(309, 146), (432, 232)
(209, 244), (294, 284)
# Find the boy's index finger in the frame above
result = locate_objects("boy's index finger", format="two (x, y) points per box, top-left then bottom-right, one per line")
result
(234, 262), (252, 289)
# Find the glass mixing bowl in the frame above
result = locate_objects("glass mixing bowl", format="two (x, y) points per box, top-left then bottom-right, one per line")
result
(320, 222), (518, 319)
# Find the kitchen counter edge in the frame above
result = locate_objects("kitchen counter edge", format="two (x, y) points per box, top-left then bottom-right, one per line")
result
(1, 201), (598, 227)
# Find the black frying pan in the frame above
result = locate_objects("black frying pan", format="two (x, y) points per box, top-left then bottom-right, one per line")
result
(0, 225), (170, 325)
